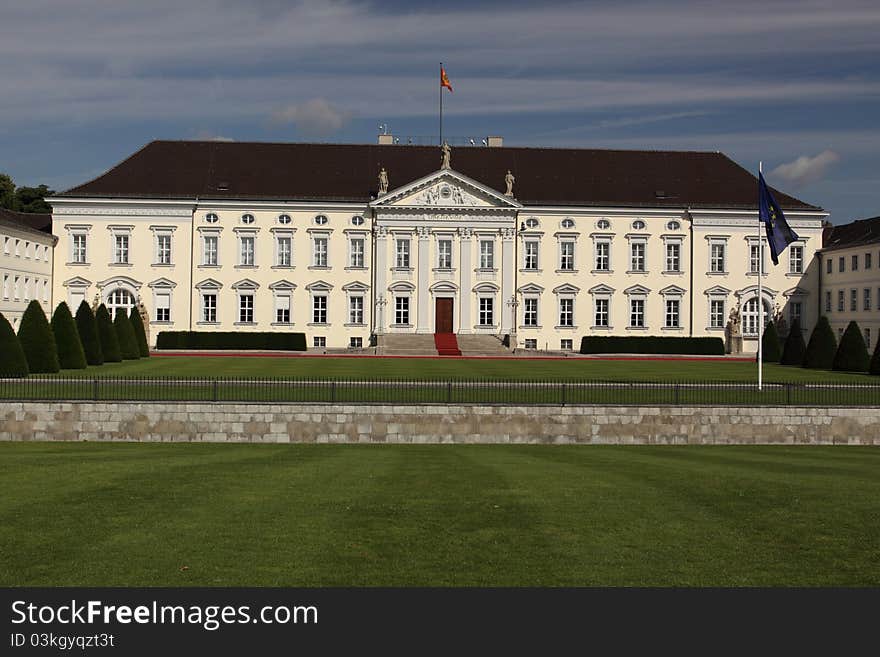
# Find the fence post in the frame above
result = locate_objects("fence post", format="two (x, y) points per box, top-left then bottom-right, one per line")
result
(213, 379), (219, 402)
(674, 383), (680, 405)
(93, 378), (99, 401)
(561, 382), (567, 406)
(786, 383), (792, 406)
(447, 381), (452, 404)
(331, 381), (337, 404)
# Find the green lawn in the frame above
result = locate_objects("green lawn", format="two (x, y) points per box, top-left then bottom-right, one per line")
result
(1, 443), (878, 586)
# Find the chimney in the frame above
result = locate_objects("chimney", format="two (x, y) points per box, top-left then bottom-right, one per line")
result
(486, 135), (503, 147)
(378, 133), (394, 145)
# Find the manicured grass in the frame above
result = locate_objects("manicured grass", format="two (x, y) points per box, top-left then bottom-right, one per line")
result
(45, 355), (877, 382)
(1, 443), (878, 586)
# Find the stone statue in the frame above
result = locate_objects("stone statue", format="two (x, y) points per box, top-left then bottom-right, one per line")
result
(137, 296), (150, 345)
(440, 142), (451, 169)
(505, 170), (515, 197)
(378, 167), (389, 195)
(774, 303), (787, 336)
(728, 307), (741, 336)
(92, 293), (100, 311)
(726, 306), (743, 355)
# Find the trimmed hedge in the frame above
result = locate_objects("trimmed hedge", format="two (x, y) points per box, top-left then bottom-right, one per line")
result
(870, 334), (880, 375)
(760, 320), (781, 363)
(0, 312), (29, 377)
(803, 316), (837, 369)
(780, 318), (806, 366)
(833, 321), (869, 372)
(157, 331), (308, 351)
(75, 301), (103, 366)
(129, 307), (150, 357)
(114, 310), (140, 360)
(51, 302), (87, 370)
(579, 336), (725, 355)
(95, 304), (121, 363)
(17, 300), (59, 373)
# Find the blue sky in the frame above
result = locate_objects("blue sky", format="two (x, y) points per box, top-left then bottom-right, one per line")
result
(2, 0), (879, 222)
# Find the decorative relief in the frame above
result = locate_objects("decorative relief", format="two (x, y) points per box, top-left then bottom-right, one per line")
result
(501, 227), (516, 240)
(458, 227), (474, 239)
(414, 184), (480, 207)
(53, 206), (191, 217)
(416, 226), (431, 239)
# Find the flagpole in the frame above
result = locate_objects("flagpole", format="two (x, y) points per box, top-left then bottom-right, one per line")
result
(439, 62), (443, 146)
(758, 161), (764, 392)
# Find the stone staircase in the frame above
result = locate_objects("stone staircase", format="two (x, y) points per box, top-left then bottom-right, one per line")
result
(456, 334), (510, 357)
(433, 333), (461, 356)
(378, 334), (438, 356)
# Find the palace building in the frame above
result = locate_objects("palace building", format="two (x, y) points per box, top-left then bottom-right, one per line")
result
(0, 208), (56, 327)
(47, 137), (828, 353)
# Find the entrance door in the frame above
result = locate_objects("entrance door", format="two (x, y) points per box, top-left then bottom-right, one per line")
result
(435, 298), (454, 333)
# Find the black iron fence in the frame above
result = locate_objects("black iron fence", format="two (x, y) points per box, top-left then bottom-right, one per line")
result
(1, 376), (879, 406)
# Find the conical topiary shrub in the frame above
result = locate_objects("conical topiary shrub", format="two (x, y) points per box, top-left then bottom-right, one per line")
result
(0, 312), (29, 377)
(833, 321), (870, 372)
(50, 302), (87, 370)
(780, 317), (807, 366)
(761, 320), (781, 362)
(114, 309), (140, 360)
(129, 306), (149, 357)
(95, 304), (121, 363)
(870, 335), (880, 375)
(17, 300), (59, 373)
(75, 300), (103, 366)
(803, 316), (837, 369)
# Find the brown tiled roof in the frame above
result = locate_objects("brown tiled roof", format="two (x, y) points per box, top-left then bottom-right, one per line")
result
(0, 207), (53, 236)
(61, 140), (821, 211)
(821, 216), (880, 251)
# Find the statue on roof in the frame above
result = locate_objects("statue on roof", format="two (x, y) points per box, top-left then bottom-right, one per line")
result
(505, 170), (515, 197)
(440, 142), (451, 170)
(378, 167), (389, 195)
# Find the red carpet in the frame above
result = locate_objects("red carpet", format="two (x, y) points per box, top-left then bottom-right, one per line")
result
(434, 333), (461, 356)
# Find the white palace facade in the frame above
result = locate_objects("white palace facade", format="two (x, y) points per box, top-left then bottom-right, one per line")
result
(46, 138), (828, 352)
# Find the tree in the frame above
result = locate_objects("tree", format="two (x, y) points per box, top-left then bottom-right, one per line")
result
(96, 304), (121, 362)
(0, 173), (15, 210)
(833, 321), (870, 372)
(803, 316), (837, 369)
(17, 300), (59, 373)
(0, 172), (55, 213)
(114, 309), (140, 360)
(780, 317), (807, 366)
(870, 335), (880, 375)
(761, 320), (781, 362)
(129, 306), (150, 357)
(75, 300), (103, 366)
(50, 302), (87, 370)
(0, 312), (28, 377)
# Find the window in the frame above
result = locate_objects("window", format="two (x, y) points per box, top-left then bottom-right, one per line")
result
(349, 296), (364, 324)
(202, 293), (217, 323)
(743, 298), (766, 337)
(710, 243), (726, 273)
(851, 289), (857, 312)
(278, 214), (292, 225)
(710, 299), (725, 329)
(561, 218), (575, 229)
(239, 236), (255, 266)
(480, 240), (494, 269)
(523, 298), (538, 326)
(559, 298), (574, 326)
(749, 244), (763, 274)
(275, 294), (291, 324)
(2, 275), (7, 299)
(525, 218), (539, 229)
(437, 239), (452, 269)
(238, 294), (254, 323)
(839, 256), (845, 272)
(865, 288), (872, 312)
(13, 276), (19, 300)
(852, 255), (859, 271)
(23, 278), (30, 301)
(205, 213), (219, 224)
(667, 221), (680, 231)
(396, 239), (410, 268)
(789, 245), (803, 274)
(277, 236), (292, 267)
(561, 339), (573, 351)
(351, 215), (364, 226)
(866, 328), (872, 349)
(3, 237), (9, 255)
(479, 297), (494, 325)
(395, 296), (410, 325)
(314, 215), (328, 226)
(524, 241), (538, 270)
(825, 291), (832, 312)
(665, 299), (680, 328)
(867, 253), (873, 270)
(203, 235), (218, 265)
(14, 239), (20, 257)
(524, 339), (537, 349)
(107, 288), (135, 319)
(789, 301), (802, 325)
(594, 298), (609, 327)
(826, 259), (832, 274)
(114, 234), (129, 264)
(629, 299), (645, 328)
(349, 238), (364, 268)
(597, 219), (610, 230)
(72, 234), (87, 263)
(665, 243), (680, 272)
(312, 295), (327, 324)
(313, 336), (326, 348)
(241, 214), (255, 225)
(595, 241), (610, 271)
(838, 290), (845, 312)
(155, 292), (171, 322)
(313, 237), (328, 267)
(156, 234), (172, 265)
(559, 241), (575, 271)
(630, 242), (646, 272)
(350, 337), (363, 348)
(632, 220), (646, 230)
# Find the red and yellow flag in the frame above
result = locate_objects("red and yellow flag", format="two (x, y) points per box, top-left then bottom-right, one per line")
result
(440, 66), (453, 93)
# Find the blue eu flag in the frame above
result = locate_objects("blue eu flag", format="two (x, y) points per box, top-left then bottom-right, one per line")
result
(759, 171), (798, 266)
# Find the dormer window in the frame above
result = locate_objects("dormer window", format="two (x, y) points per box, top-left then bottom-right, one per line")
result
(205, 213), (219, 224)
(241, 214), (255, 225)
(278, 214), (292, 225)
(315, 215), (329, 225)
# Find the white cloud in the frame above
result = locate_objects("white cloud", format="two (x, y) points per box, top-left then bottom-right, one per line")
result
(270, 98), (351, 138)
(770, 150), (841, 187)
(192, 130), (234, 142)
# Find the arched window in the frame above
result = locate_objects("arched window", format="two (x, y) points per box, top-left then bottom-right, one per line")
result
(107, 288), (135, 320)
(742, 297), (771, 336)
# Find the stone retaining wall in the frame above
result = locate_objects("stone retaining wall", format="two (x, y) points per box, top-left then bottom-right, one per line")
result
(1, 402), (879, 444)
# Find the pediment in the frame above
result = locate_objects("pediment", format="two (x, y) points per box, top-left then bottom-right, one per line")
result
(342, 281), (370, 292)
(232, 278), (260, 290)
(195, 278), (223, 290)
(269, 279), (297, 291)
(659, 285), (686, 296)
(63, 276), (92, 288)
(97, 275), (142, 290)
(624, 284), (651, 295)
(148, 277), (177, 289)
(589, 284), (616, 295)
(306, 280), (334, 291)
(552, 284), (581, 295)
(704, 285), (731, 296)
(517, 283), (545, 294)
(371, 169), (521, 210)
(784, 286), (809, 297)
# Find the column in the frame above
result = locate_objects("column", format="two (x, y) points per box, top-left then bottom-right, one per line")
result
(458, 227), (473, 333)
(374, 226), (388, 333)
(417, 226), (431, 333)
(501, 227), (515, 335)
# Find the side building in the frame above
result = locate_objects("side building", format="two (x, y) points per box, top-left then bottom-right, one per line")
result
(0, 208), (56, 327)
(819, 215), (880, 352)
(49, 138), (827, 352)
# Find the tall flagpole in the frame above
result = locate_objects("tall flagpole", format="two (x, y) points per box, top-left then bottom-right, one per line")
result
(758, 161), (764, 392)
(439, 62), (443, 146)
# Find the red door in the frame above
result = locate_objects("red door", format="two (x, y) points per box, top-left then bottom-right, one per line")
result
(435, 298), (454, 333)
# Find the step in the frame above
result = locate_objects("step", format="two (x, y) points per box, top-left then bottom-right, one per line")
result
(433, 333), (461, 356)
(456, 334), (510, 356)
